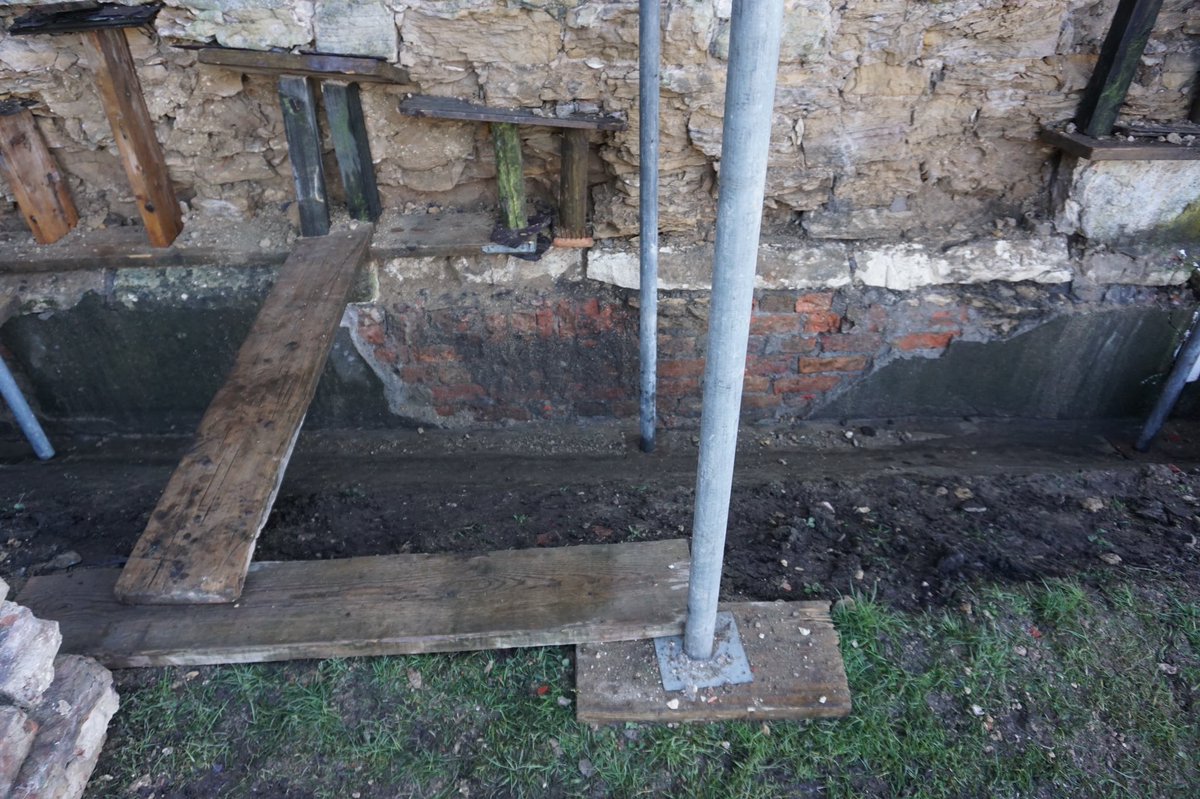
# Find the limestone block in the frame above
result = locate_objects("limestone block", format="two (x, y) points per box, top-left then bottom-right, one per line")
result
(0, 706), (38, 796)
(0, 602), (61, 709)
(587, 239), (850, 291)
(804, 206), (916, 240)
(162, 0), (316, 51)
(315, 0), (397, 60)
(11, 655), (119, 799)
(1056, 161), (1200, 244)
(402, 7), (561, 67)
(844, 62), (929, 97)
(779, 0), (835, 64)
(1079, 249), (1192, 287)
(856, 237), (1072, 290)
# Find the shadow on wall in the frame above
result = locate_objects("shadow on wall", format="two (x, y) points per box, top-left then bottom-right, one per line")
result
(817, 307), (1199, 420)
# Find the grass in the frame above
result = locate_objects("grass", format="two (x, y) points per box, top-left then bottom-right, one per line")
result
(88, 578), (1199, 799)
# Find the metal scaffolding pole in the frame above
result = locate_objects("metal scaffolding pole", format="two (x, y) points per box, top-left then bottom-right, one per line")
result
(684, 0), (785, 660)
(0, 356), (54, 460)
(638, 0), (660, 453)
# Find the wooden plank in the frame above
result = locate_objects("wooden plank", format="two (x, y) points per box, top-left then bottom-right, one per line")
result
(492, 122), (526, 231)
(399, 95), (626, 131)
(1040, 127), (1200, 161)
(1075, 0), (1165, 137)
(0, 108), (79, 245)
(195, 46), (410, 85)
(322, 81), (382, 223)
(554, 128), (591, 247)
(8, 3), (159, 36)
(20, 540), (690, 667)
(372, 210), (500, 258)
(113, 227), (373, 605)
(81, 28), (183, 248)
(278, 76), (330, 237)
(576, 601), (852, 723)
(0, 226), (289, 274)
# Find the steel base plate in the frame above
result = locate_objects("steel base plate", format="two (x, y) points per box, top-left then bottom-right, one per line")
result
(653, 611), (754, 693)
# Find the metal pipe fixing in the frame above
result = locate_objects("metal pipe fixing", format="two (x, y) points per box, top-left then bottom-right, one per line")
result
(638, 0), (661, 453)
(0, 356), (54, 460)
(684, 0), (785, 660)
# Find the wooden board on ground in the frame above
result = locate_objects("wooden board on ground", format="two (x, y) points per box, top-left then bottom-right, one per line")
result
(1040, 127), (1200, 161)
(113, 226), (373, 605)
(18, 540), (691, 667)
(576, 601), (851, 723)
(195, 47), (410, 84)
(399, 95), (625, 131)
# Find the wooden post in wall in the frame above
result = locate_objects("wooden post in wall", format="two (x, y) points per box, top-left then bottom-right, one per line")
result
(321, 81), (382, 223)
(555, 128), (592, 247)
(0, 104), (79, 244)
(278, 75), (331, 237)
(80, 28), (183, 248)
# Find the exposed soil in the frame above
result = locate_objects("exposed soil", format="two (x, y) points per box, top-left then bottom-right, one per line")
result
(2, 419), (1199, 612)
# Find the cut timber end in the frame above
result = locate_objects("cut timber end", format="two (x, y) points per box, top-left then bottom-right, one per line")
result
(81, 27), (182, 248)
(19, 540), (691, 667)
(113, 227), (373, 605)
(0, 107), (79, 244)
(575, 601), (852, 723)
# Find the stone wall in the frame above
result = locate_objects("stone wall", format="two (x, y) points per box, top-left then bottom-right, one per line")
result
(0, 0), (1198, 241)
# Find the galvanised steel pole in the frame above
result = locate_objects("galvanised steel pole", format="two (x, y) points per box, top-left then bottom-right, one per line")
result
(0, 356), (54, 460)
(638, 0), (660, 453)
(684, 0), (785, 659)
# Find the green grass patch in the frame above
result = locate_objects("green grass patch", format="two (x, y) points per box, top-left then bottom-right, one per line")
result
(89, 579), (1200, 799)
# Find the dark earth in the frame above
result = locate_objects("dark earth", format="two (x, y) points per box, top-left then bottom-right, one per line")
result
(2, 418), (1199, 612)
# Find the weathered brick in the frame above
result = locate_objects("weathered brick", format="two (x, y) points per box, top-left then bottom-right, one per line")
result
(757, 293), (797, 313)
(412, 345), (460, 363)
(798, 355), (869, 374)
(926, 308), (967, 328)
(820, 332), (885, 353)
(509, 312), (538, 334)
(658, 377), (701, 398)
(743, 375), (771, 393)
(895, 331), (956, 351)
(657, 335), (699, 357)
(741, 393), (783, 410)
(795, 292), (835, 312)
(431, 384), (485, 402)
(774, 336), (820, 354)
(745, 356), (796, 376)
(659, 359), (707, 378)
(774, 375), (842, 394)
(803, 310), (842, 334)
(750, 314), (801, 335)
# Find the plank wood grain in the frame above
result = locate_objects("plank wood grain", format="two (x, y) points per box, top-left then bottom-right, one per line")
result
(20, 540), (690, 667)
(81, 28), (183, 248)
(576, 601), (852, 723)
(0, 108), (78, 244)
(113, 226), (373, 605)
(196, 47), (410, 85)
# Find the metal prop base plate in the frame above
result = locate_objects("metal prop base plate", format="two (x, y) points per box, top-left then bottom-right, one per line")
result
(654, 611), (753, 693)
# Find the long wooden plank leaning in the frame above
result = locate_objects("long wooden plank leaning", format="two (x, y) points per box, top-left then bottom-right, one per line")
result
(114, 226), (374, 605)
(21, 540), (691, 667)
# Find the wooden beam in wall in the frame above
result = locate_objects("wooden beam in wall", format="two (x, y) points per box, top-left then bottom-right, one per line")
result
(278, 75), (330, 237)
(322, 81), (382, 223)
(81, 28), (183, 248)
